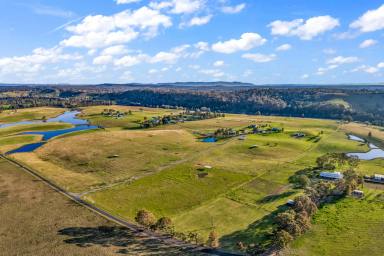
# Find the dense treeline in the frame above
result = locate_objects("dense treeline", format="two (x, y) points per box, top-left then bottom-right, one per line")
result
(1, 85), (384, 125)
(94, 87), (384, 126)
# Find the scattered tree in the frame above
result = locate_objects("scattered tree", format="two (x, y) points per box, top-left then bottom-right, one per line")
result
(135, 210), (156, 228)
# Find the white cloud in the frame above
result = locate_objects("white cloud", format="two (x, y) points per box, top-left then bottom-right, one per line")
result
(269, 15), (339, 40)
(378, 62), (384, 68)
(316, 64), (338, 75)
(213, 60), (224, 67)
(242, 53), (276, 63)
(194, 41), (209, 51)
(359, 39), (378, 48)
(150, 51), (179, 63)
(200, 69), (225, 78)
(327, 56), (359, 65)
(351, 65), (379, 74)
(115, 0), (141, 4)
(221, 3), (246, 14)
(150, 0), (204, 14)
(93, 55), (113, 65)
(212, 33), (267, 54)
(101, 45), (128, 55)
(114, 54), (147, 67)
(350, 4), (384, 32)
(61, 7), (172, 49)
(275, 44), (292, 51)
(0, 47), (82, 75)
(181, 15), (213, 27)
(301, 74), (309, 79)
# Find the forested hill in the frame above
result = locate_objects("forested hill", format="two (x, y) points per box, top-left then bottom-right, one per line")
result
(94, 87), (384, 126)
(1, 84), (384, 126)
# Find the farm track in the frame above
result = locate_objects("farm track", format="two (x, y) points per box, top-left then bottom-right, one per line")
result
(0, 153), (243, 256)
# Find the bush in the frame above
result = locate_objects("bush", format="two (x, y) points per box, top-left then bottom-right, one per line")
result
(135, 209), (156, 227)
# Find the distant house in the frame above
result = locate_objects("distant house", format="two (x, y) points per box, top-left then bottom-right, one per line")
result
(320, 171), (344, 180)
(286, 199), (295, 206)
(352, 190), (364, 198)
(292, 132), (306, 138)
(238, 135), (246, 140)
(374, 174), (384, 182)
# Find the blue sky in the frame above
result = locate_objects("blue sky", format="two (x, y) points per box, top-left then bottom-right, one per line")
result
(0, 0), (384, 84)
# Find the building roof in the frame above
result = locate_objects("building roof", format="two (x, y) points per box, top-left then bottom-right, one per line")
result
(374, 174), (384, 180)
(320, 171), (343, 179)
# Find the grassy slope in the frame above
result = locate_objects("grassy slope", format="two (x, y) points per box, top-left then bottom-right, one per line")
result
(8, 107), (384, 251)
(0, 158), (197, 256)
(0, 107), (65, 123)
(284, 190), (384, 256)
(80, 105), (182, 129)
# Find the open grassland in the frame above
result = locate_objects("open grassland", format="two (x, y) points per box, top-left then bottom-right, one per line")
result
(0, 135), (42, 153)
(0, 158), (199, 256)
(79, 105), (182, 129)
(25, 129), (213, 192)
(5, 106), (384, 251)
(0, 107), (65, 123)
(0, 123), (72, 137)
(283, 190), (384, 256)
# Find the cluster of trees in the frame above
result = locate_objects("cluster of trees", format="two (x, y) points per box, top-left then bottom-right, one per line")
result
(134, 209), (220, 248)
(140, 110), (223, 128)
(243, 154), (363, 255)
(101, 109), (132, 117)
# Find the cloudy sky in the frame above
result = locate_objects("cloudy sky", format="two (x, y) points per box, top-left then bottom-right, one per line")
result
(0, 0), (384, 84)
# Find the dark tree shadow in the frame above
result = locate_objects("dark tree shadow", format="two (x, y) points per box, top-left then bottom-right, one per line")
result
(58, 226), (206, 255)
(257, 191), (295, 204)
(219, 205), (288, 252)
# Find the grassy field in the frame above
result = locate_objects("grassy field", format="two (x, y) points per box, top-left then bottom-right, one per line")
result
(0, 158), (199, 256)
(0, 107), (65, 123)
(4, 106), (384, 252)
(79, 105), (182, 129)
(283, 189), (384, 256)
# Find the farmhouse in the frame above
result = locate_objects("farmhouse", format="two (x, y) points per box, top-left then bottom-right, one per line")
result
(292, 132), (306, 138)
(352, 190), (364, 198)
(320, 171), (343, 180)
(374, 174), (384, 182)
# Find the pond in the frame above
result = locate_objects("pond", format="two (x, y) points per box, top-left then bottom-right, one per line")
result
(347, 134), (384, 160)
(3, 111), (98, 154)
(201, 137), (217, 143)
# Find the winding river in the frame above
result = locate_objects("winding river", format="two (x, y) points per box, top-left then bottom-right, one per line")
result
(347, 134), (384, 160)
(2, 111), (98, 154)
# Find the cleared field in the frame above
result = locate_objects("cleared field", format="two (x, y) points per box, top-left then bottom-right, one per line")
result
(80, 105), (182, 129)
(29, 129), (212, 192)
(0, 123), (72, 137)
(283, 190), (384, 256)
(0, 158), (197, 256)
(0, 107), (65, 123)
(0, 135), (42, 153)
(6, 106), (384, 251)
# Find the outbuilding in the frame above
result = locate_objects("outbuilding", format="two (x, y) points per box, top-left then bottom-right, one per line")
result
(320, 171), (343, 180)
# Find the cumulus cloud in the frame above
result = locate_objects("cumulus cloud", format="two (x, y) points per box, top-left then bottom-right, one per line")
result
(213, 60), (224, 67)
(359, 39), (378, 48)
(150, 0), (204, 14)
(350, 4), (384, 32)
(221, 3), (246, 14)
(242, 53), (276, 63)
(93, 55), (113, 65)
(61, 6), (172, 49)
(115, 0), (141, 4)
(275, 44), (292, 51)
(0, 47), (82, 75)
(269, 15), (339, 40)
(327, 56), (359, 65)
(212, 33), (267, 54)
(180, 15), (213, 28)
